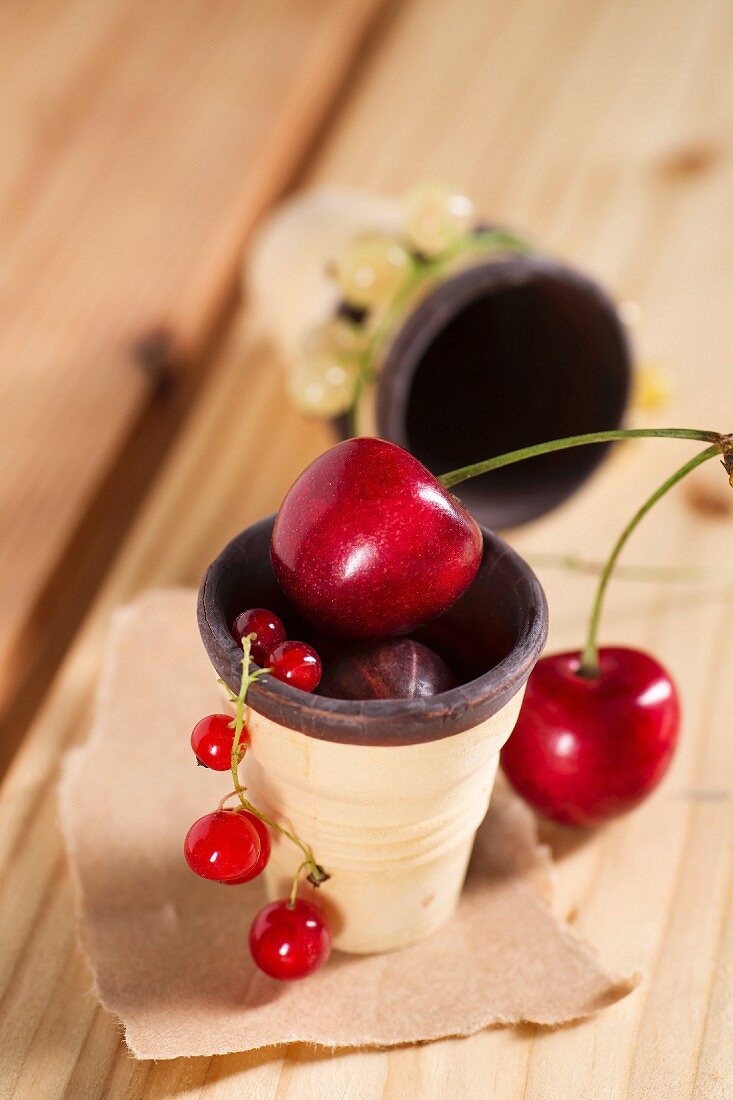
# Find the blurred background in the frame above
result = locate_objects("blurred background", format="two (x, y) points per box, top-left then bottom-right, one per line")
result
(2, 0), (733, 1094)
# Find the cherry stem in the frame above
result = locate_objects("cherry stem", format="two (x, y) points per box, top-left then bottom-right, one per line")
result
(438, 426), (732, 678)
(438, 428), (722, 489)
(578, 444), (720, 676)
(226, 636), (328, 887)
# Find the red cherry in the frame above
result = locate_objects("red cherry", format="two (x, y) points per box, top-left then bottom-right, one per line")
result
(270, 438), (483, 639)
(268, 640), (322, 692)
(190, 713), (246, 770)
(232, 608), (286, 666)
(184, 810), (261, 881)
(224, 812), (271, 883)
(501, 647), (680, 827)
(249, 898), (332, 980)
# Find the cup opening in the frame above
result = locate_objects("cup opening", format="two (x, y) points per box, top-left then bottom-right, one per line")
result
(197, 515), (548, 744)
(377, 257), (631, 528)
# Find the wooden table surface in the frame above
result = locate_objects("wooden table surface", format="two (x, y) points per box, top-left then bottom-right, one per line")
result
(1, 0), (732, 1096)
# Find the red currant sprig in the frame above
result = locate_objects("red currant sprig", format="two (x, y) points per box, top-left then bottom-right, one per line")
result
(185, 622), (330, 979)
(218, 630), (328, 886)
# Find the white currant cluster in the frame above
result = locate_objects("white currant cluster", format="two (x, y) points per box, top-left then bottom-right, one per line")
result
(287, 183), (477, 420)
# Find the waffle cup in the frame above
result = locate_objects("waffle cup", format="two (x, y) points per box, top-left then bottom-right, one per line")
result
(198, 516), (547, 954)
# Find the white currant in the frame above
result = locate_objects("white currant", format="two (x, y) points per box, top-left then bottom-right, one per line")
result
(403, 182), (475, 257)
(333, 234), (411, 309)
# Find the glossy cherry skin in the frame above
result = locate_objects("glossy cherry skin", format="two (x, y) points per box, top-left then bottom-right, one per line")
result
(190, 713), (246, 771)
(270, 438), (483, 639)
(501, 647), (680, 827)
(249, 898), (332, 980)
(231, 608), (286, 666)
(224, 812), (271, 883)
(184, 810), (261, 882)
(318, 638), (457, 701)
(268, 640), (322, 692)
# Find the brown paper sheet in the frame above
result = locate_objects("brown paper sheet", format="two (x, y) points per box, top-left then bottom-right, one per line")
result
(59, 590), (637, 1060)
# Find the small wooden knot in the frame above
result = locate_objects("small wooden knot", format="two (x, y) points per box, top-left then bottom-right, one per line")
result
(656, 141), (721, 181)
(130, 326), (179, 394)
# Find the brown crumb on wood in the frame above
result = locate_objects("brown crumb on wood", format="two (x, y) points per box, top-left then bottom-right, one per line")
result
(656, 141), (721, 181)
(685, 479), (733, 519)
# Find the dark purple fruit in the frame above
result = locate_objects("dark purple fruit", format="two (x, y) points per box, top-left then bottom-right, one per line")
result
(318, 638), (457, 701)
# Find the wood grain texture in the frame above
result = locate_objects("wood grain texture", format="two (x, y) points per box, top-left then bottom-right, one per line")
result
(0, 0), (387, 748)
(1, 0), (732, 1095)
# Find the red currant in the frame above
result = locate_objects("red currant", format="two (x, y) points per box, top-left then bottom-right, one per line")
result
(232, 608), (286, 666)
(268, 641), (322, 692)
(224, 812), (271, 883)
(184, 810), (261, 882)
(249, 898), (331, 980)
(190, 713), (246, 771)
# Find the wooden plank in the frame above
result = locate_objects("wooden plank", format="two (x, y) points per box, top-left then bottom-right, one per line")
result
(0, 0), (388, 759)
(1, 0), (732, 1095)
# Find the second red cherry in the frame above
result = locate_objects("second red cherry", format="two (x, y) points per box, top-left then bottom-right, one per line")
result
(502, 647), (680, 827)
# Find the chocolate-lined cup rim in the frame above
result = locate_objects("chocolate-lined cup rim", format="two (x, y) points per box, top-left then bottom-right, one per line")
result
(197, 515), (548, 746)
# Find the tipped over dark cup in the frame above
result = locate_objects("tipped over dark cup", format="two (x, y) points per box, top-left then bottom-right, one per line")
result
(365, 254), (631, 529)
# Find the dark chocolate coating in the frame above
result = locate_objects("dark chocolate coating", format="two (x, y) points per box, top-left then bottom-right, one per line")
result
(318, 639), (457, 701)
(197, 515), (548, 746)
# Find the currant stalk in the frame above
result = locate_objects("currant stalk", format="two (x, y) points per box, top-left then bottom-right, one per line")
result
(223, 634), (329, 897)
(440, 427), (733, 679)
